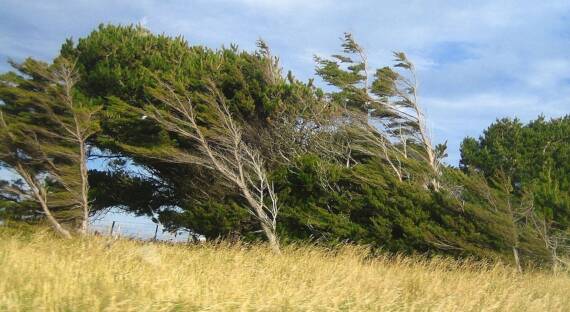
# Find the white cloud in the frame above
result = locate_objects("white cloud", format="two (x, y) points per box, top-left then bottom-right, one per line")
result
(231, 0), (332, 11)
(524, 59), (570, 89)
(1, 0), (570, 164)
(425, 94), (539, 112)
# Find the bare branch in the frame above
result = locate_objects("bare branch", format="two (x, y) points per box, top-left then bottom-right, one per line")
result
(146, 79), (281, 252)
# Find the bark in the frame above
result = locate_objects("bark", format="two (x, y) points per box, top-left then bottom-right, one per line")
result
(240, 184), (280, 253)
(512, 246), (522, 273)
(16, 163), (72, 239)
(78, 141), (90, 234)
(262, 222), (281, 253)
(56, 61), (94, 235)
(148, 81), (281, 252)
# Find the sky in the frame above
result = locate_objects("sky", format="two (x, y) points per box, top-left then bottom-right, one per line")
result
(1, 0), (570, 165)
(90, 207), (197, 242)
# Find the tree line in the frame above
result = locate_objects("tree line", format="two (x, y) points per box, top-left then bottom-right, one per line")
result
(0, 24), (568, 270)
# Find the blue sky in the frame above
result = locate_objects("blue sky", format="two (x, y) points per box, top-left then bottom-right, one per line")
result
(1, 0), (570, 164)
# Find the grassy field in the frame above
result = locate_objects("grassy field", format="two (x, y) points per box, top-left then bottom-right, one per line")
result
(1, 228), (569, 311)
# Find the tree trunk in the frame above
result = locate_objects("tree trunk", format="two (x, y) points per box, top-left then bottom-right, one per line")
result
(78, 141), (90, 235)
(550, 247), (559, 273)
(262, 222), (281, 254)
(16, 163), (72, 239)
(512, 246), (522, 273)
(242, 188), (280, 253)
(39, 199), (73, 239)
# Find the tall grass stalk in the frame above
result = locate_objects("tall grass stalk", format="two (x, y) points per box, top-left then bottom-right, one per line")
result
(0, 228), (568, 311)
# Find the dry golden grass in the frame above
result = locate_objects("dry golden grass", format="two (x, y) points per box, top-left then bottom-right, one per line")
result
(0, 228), (569, 311)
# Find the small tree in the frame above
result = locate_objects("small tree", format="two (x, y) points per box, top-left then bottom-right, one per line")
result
(315, 33), (445, 187)
(524, 178), (570, 271)
(0, 112), (72, 238)
(492, 171), (525, 273)
(372, 52), (445, 190)
(0, 58), (100, 235)
(314, 33), (406, 180)
(144, 80), (281, 252)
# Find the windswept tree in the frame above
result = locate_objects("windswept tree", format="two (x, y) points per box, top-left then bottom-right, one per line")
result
(60, 26), (308, 241)
(315, 33), (445, 188)
(461, 116), (570, 270)
(373, 52), (446, 190)
(141, 80), (281, 252)
(0, 58), (100, 235)
(0, 111), (73, 238)
(314, 33), (373, 112)
(314, 34), (402, 177)
(14, 24), (549, 263)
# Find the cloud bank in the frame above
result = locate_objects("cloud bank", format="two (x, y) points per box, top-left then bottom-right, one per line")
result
(1, 0), (569, 164)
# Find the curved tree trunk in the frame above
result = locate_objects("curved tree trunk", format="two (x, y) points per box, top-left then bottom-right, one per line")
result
(16, 163), (72, 239)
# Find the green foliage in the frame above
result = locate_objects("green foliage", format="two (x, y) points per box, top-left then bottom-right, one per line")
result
(2, 24), (568, 266)
(59, 24), (325, 239)
(0, 57), (100, 231)
(59, 25), (539, 261)
(269, 153), (521, 260)
(460, 116), (570, 265)
(460, 116), (570, 226)
(314, 33), (371, 111)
